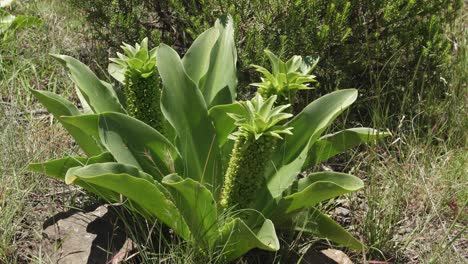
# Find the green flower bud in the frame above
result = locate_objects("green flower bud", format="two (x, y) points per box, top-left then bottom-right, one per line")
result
(221, 94), (293, 213)
(221, 135), (277, 210)
(251, 50), (319, 105)
(110, 38), (163, 132)
(124, 71), (162, 131)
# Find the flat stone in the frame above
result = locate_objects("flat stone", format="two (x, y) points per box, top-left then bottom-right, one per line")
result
(321, 249), (354, 264)
(303, 248), (354, 264)
(42, 205), (133, 264)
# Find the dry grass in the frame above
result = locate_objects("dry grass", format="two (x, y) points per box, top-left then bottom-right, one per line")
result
(0, 0), (92, 262)
(353, 141), (467, 263)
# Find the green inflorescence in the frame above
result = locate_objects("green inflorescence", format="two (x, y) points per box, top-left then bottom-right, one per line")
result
(124, 70), (162, 131)
(110, 38), (163, 131)
(251, 50), (318, 105)
(221, 94), (293, 211)
(220, 135), (278, 211)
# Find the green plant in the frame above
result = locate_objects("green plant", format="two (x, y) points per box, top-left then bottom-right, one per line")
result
(220, 94), (293, 210)
(29, 15), (389, 261)
(0, 2), (41, 42)
(251, 50), (318, 105)
(109, 38), (163, 130)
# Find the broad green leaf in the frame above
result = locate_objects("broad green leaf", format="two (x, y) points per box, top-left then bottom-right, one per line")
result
(30, 89), (80, 116)
(1, 13), (41, 38)
(28, 152), (119, 203)
(305, 128), (390, 168)
(0, 13), (15, 34)
(270, 172), (363, 219)
(294, 208), (364, 251)
(264, 49), (280, 76)
(182, 28), (219, 86)
(208, 102), (244, 147)
(70, 178), (120, 205)
(51, 54), (125, 114)
(66, 162), (191, 240)
(8, 15), (41, 31)
(162, 174), (219, 248)
(61, 114), (101, 142)
(156, 44), (222, 193)
(256, 90), (358, 215)
(251, 145), (308, 220)
(198, 15), (237, 107)
(280, 89), (358, 164)
(267, 146), (308, 198)
(216, 218), (279, 261)
(98, 112), (180, 180)
(29, 89), (104, 156)
(65, 162), (153, 184)
(108, 62), (125, 84)
(28, 152), (114, 181)
(75, 88), (93, 114)
(210, 85), (234, 110)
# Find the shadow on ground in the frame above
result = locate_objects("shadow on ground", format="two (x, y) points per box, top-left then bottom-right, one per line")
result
(42, 205), (133, 264)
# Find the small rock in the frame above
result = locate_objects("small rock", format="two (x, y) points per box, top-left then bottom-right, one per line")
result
(336, 207), (350, 216)
(359, 202), (368, 211)
(341, 200), (351, 208)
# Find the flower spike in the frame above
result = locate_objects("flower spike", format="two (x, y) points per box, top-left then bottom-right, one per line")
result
(251, 49), (318, 104)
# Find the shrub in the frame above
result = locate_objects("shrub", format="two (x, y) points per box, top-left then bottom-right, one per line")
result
(29, 16), (389, 261)
(70, 0), (462, 126)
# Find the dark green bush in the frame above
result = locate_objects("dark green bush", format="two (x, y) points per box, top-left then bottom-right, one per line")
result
(70, 0), (463, 127)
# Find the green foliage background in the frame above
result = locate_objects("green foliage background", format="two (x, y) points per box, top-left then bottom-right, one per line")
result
(71, 0), (462, 129)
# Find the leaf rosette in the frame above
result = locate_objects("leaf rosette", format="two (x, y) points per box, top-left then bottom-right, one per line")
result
(28, 14), (390, 261)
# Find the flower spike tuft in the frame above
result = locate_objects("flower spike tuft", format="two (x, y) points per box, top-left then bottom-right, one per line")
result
(109, 38), (163, 131)
(228, 94), (293, 141)
(251, 49), (318, 105)
(221, 94), (293, 211)
(110, 37), (158, 79)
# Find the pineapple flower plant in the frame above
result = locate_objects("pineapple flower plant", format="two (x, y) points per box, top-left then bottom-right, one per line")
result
(108, 37), (163, 131)
(29, 15), (389, 261)
(251, 49), (319, 105)
(220, 94), (293, 211)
